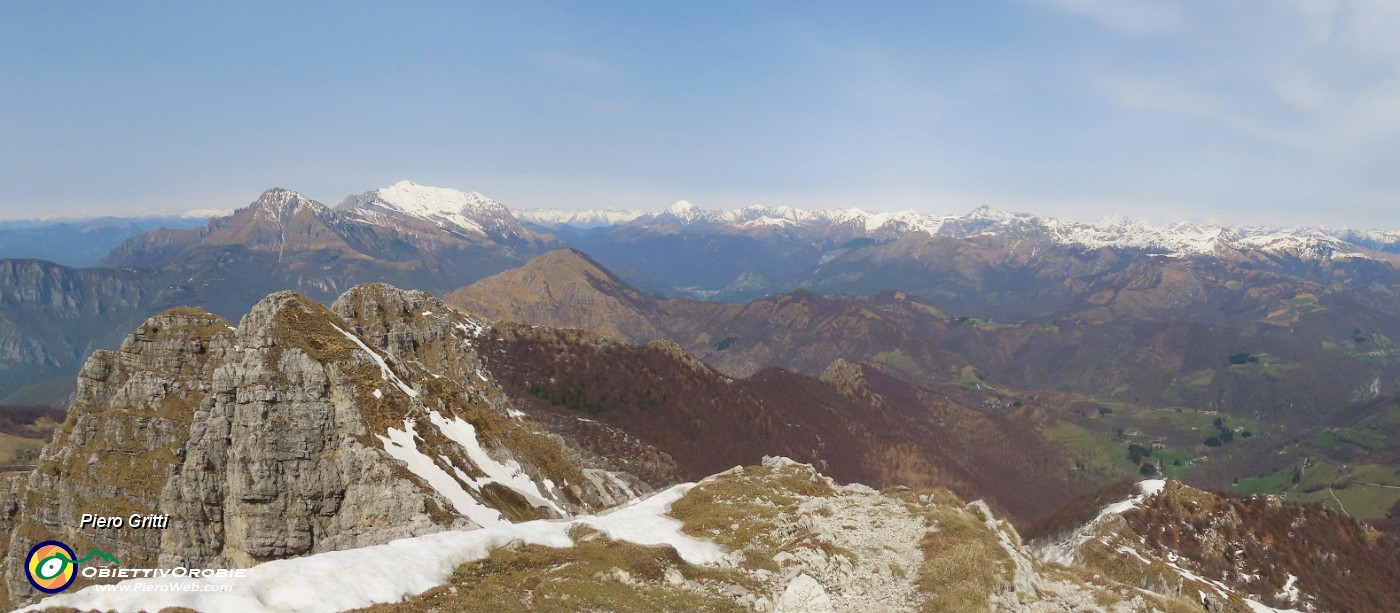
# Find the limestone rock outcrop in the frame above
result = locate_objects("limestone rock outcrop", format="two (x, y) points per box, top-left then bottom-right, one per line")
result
(2, 285), (647, 605)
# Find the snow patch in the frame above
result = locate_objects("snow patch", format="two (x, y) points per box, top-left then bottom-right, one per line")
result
(1278, 573), (1299, 601)
(1138, 479), (1166, 497)
(454, 320), (485, 338)
(27, 483), (719, 613)
(1035, 479), (1166, 565)
(577, 483), (724, 565)
(426, 410), (563, 515)
(331, 323), (417, 397)
(1243, 598), (1306, 613)
(376, 420), (504, 528)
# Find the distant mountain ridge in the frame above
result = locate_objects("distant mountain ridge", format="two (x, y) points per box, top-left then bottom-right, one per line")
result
(1, 182), (561, 404)
(521, 200), (1400, 258)
(102, 183), (556, 285)
(0, 216), (209, 267)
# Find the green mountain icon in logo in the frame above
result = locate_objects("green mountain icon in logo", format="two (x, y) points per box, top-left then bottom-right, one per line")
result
(65, 549), (121, 565)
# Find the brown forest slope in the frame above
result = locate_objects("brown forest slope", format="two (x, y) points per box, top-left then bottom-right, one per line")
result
(469, 322), (1082, 525)
(450, 249), (1397, 432)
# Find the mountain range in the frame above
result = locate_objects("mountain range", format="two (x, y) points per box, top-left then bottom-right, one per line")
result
(4, 282), (1398, 611)
(7, 181), (1400, 529)
(0, 216), (210, 268)
(0, 183), (559, 404)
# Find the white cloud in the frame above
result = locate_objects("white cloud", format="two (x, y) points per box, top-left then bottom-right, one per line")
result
(1027, 0), (1184, 36)
(1269, 68), (1331, 113)
(1078, 1), (1400, 154)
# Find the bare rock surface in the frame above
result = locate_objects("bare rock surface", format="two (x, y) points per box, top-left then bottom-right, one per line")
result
(1, 284), (652, 606)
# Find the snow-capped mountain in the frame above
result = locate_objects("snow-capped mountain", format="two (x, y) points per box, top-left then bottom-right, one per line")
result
(340, 181), (525, 238)
(515, 208), (646, 229)
(518, 200), (1387, 260)
(633, 201), (954, 236)
(247, 188), (330, 226)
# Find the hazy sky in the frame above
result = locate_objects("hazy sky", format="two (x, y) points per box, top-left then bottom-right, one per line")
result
(4, 1), (1400, 226)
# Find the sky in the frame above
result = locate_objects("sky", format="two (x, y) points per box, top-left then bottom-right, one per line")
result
(3, 0), (1400, 227)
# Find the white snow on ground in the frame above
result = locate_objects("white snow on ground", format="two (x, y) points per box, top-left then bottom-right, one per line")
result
(1244, 599), (1306, 613)
(576, 483), (723, 565)
(453, 320), (484, 338)
(375, 409), (573, 528)
(24, 484), (713, 613)
(1138, 479), (1166, 497)
(1037, 479), (1166, 565)
(331, 323), (417, 397)
(1277, 573), (1300, 603)
(425, 410), (564, 515)
(377, 420), (505, 528)
(1099, 479), (1165, 516)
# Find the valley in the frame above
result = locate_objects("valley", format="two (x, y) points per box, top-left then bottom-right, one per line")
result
(4, 185), (1400, 610)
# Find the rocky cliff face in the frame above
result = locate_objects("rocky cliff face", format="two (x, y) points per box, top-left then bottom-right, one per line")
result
(1, 284), (657, 606)
(0, 260), (154, 404)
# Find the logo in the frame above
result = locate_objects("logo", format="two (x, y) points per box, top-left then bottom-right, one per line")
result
(24, 540), (120, 594)
(25, 541), (76, 593)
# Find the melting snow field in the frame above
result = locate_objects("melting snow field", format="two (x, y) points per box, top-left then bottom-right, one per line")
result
(374, 409), (569, 529)
(23, 484), (721, 613)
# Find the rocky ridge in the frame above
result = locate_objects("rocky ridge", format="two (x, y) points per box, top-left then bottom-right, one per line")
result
(339, 459), (1303, 612)
(0, 284), (656, 606)
(23, 457), (1288, 613)
(1035, 479), (1400, 612)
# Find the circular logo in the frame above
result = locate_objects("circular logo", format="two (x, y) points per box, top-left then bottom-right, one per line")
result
(25, 540), (77, 593)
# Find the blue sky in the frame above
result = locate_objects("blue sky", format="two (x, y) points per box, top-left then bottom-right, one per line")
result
(3, 1), (1400, 226)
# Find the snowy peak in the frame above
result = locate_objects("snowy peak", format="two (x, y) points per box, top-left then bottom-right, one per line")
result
(515, 208), (645, 229)
(1240, 231), (1368, 260)
(504, 196), (1396, 263)
(248, 188), (328, 226)
(341, 181), (521, 237)
(964, 205), (1020, 222)
(658, 199), (707, 224)
(1047, 217), (1243, 257)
